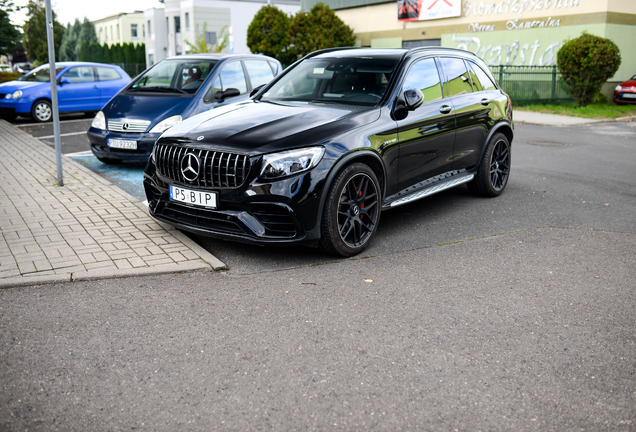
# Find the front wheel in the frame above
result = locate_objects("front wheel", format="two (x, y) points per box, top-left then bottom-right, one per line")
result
(467, 132), (511, 197)
(320, 163), (381, 257)
(31, 99), (52, 122)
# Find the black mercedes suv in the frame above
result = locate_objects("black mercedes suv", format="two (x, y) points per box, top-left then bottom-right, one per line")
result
(143, 47), (513, 257)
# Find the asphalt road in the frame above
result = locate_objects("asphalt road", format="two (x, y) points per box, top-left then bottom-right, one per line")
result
(1, 120), (635, 430)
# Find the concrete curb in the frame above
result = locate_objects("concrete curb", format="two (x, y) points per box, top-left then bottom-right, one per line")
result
(616, 115), (636, 122)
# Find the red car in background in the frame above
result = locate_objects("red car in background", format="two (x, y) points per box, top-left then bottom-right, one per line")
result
(614, 74), (636, 104)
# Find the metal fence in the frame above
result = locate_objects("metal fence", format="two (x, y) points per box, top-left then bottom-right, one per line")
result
(489, 65), (574, 105)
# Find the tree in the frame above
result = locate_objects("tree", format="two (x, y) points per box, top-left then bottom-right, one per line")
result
(557, 32), (621, 107)
(247, 5), (293, 66)
(0, 0), (22, 57)
(60, 18), (97, 61)
(184, 22), (229, 54)
(289, 3), (355, 61)
(22, 0), (64, 63)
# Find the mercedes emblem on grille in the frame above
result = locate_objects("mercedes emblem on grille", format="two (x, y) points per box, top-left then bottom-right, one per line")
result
(122, 122), (130, 130)
(180, 152), (201, 182)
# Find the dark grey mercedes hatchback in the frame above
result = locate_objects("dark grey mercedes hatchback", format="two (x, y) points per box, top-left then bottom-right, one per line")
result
(143, 47), (513, 256)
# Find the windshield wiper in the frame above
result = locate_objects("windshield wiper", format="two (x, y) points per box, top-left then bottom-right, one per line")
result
(129, 86), (188, 94)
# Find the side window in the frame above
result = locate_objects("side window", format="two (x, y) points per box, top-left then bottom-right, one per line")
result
(440, 57), (473, 96)
(401, 58), (443, 103)
(219, 61), (247, 95)
(96, 67), (122, 81)
(244, 60), (275, 89)
(468, 61), (497, 91)
(62, 66), (96, 83)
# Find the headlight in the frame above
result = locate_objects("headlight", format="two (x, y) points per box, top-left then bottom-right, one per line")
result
(5, 93), (11, 99)
(259, 147), (325, 179)
(149, 115), (182, 134)
(91, 111), (106, 130)
(12, 90), (22, 99)
(615, 85), (622, 92)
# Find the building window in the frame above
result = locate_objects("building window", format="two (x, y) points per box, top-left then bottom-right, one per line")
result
(110, 26), (113, 40)
(148, 20), (152, 35)
(149, 53), (154, 65)
(174, 16), (181, 34)
(185, 13), (189, 30)
(116, 24), (120, 41)
(131, 24), (138, 38)
(166, 17), (169, 34)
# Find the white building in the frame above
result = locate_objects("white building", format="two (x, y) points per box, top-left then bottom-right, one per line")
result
(144, 0), (300, 67)
(93, 11), (146, 46)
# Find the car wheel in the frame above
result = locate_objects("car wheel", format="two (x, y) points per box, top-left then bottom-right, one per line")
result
(320, 163), (381, 257)
(467, 132), (511, 197)
(95, 155), (122, 165)
(31, 99), (52, 122)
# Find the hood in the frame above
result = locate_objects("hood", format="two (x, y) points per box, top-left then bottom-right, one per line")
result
(620, 79), (636, 90)
(0, 81), (46, 92)
(162, 100), (380, 153)
(104, 93), (193, 125)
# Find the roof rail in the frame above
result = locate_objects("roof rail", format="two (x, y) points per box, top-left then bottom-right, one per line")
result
(303, 46), (361, 60)
(407, 46), (470, 55)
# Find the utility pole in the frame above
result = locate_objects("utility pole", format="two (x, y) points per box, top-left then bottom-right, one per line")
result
(44, 0), (63, 186)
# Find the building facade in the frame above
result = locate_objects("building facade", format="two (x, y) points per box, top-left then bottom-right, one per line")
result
(144, 0), (300, 67)
(93, 11), (146, 47)
(302, 0), (636, 84)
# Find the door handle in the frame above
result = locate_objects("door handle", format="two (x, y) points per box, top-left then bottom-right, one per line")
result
(480, 98), (491, 106)
(439, 105), (452, 114)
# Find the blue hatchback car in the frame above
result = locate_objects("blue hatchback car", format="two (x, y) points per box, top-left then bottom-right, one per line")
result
(0, 62), (131, 122)
(86, 53), (281, 164)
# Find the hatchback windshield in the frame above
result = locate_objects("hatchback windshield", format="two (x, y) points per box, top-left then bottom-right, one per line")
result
(260, 58), (398, 106)
(130, 59), (217, 94)
(20, 65), (65, 82)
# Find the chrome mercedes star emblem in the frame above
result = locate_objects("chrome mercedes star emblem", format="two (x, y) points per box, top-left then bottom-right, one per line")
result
(122, 122), (130, 130)
(180, 152), (200, 182)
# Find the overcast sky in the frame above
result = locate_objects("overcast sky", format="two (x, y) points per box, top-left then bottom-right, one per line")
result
(11, 0), (163, 27)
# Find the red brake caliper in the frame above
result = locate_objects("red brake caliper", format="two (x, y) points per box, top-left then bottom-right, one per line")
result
(359, 190), (364, 220)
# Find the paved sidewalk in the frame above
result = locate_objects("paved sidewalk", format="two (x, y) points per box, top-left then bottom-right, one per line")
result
(0, 120), (225, 289)
(514, 110), (606, 126)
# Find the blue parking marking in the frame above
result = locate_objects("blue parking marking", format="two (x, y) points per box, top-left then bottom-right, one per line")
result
(68, 155), (147, 202)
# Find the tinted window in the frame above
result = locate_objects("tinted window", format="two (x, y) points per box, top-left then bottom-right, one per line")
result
(402, 58), (443, 103)
(96, 67), (122, 81)
(440, 57), (473, 96)
(244, 60), (275, 89)
(63, 66), (96, 83)
(468, 61), (497, 91)
(219, 61), (247, 94)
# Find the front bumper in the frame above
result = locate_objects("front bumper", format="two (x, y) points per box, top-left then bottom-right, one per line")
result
(0, 99), (33, 116)
(143, 157), (330, 246)
(88, 127), (161, 162)
(614, 91), (636, 104)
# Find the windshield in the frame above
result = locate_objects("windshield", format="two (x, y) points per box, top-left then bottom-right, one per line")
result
(20, 65), (65, 82)
(260, 58), (398, 106)
(130, 59), (217, 94)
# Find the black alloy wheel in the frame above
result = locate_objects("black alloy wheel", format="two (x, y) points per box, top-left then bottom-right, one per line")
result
(467, 132), (511, 197)
(320, 163), (381, 257)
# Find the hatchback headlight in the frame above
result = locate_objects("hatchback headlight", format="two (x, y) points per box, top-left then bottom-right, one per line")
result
(91, 111), (106, 130)
(149, 115), (182, 134)
(260, 147), (325, 179)
(5, 93), (12, 99)
(615, 85), (622, 92)
(12, 90), (22, 99)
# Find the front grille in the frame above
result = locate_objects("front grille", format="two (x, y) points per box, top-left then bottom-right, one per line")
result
(108, 119), (151, 133)
(155, 142), (251, 189)
(251, 204), (300, 237)
(0, 94), (6, 99)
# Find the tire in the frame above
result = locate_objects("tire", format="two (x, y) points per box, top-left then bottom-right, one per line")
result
(31, 99), (52, 123)
(467, 132), (511, 197)
(95, 155), (122, 165)
(320, 163), (381, 257)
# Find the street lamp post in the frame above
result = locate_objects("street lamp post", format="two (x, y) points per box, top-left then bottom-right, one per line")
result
(44, 0), (63, 186)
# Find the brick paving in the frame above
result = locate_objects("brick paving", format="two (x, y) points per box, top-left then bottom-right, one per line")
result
(0, 119), (225, 288)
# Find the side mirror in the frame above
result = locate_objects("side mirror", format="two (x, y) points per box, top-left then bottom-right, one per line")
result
(404, 89), (424, 110)
(58, 78), (71, 85)
(250, 84), (265, 98)
(215, 88), (240, 101)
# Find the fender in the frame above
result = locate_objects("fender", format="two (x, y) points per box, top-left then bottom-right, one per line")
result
(308, 149), (387, 241)
(477, 120), (514, 162)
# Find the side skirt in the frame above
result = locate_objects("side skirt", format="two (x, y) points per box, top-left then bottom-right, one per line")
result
(382, 169), (475, 210)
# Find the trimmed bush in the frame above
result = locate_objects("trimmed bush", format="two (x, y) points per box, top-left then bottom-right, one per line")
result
(557, 33), (621, 107)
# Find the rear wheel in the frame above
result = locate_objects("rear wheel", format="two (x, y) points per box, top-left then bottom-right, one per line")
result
(320, 163), (381, 257)
(31, 99), (52, 122)
(467, 132), (511, 197)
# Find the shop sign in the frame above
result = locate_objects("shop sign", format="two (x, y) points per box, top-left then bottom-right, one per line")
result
(468, 16), (561, 32)
(453, 34), (561, 66)
(463, 0), (580, 18)
(398, 0), (462, 22)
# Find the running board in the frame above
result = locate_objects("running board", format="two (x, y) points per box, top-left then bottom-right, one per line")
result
(383, 173), (475, 209)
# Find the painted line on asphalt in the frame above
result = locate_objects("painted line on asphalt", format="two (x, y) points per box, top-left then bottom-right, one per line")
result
(38, 131), (87, 139)
(66, 151), (94, 157)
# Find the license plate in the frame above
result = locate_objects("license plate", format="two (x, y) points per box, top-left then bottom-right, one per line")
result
(107, 139), (137, 149)
(170, 185), (218, 209)
(622, 93), (636, 99)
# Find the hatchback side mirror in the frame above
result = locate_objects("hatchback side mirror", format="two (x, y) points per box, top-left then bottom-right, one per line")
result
(58, 78), (71, 85)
